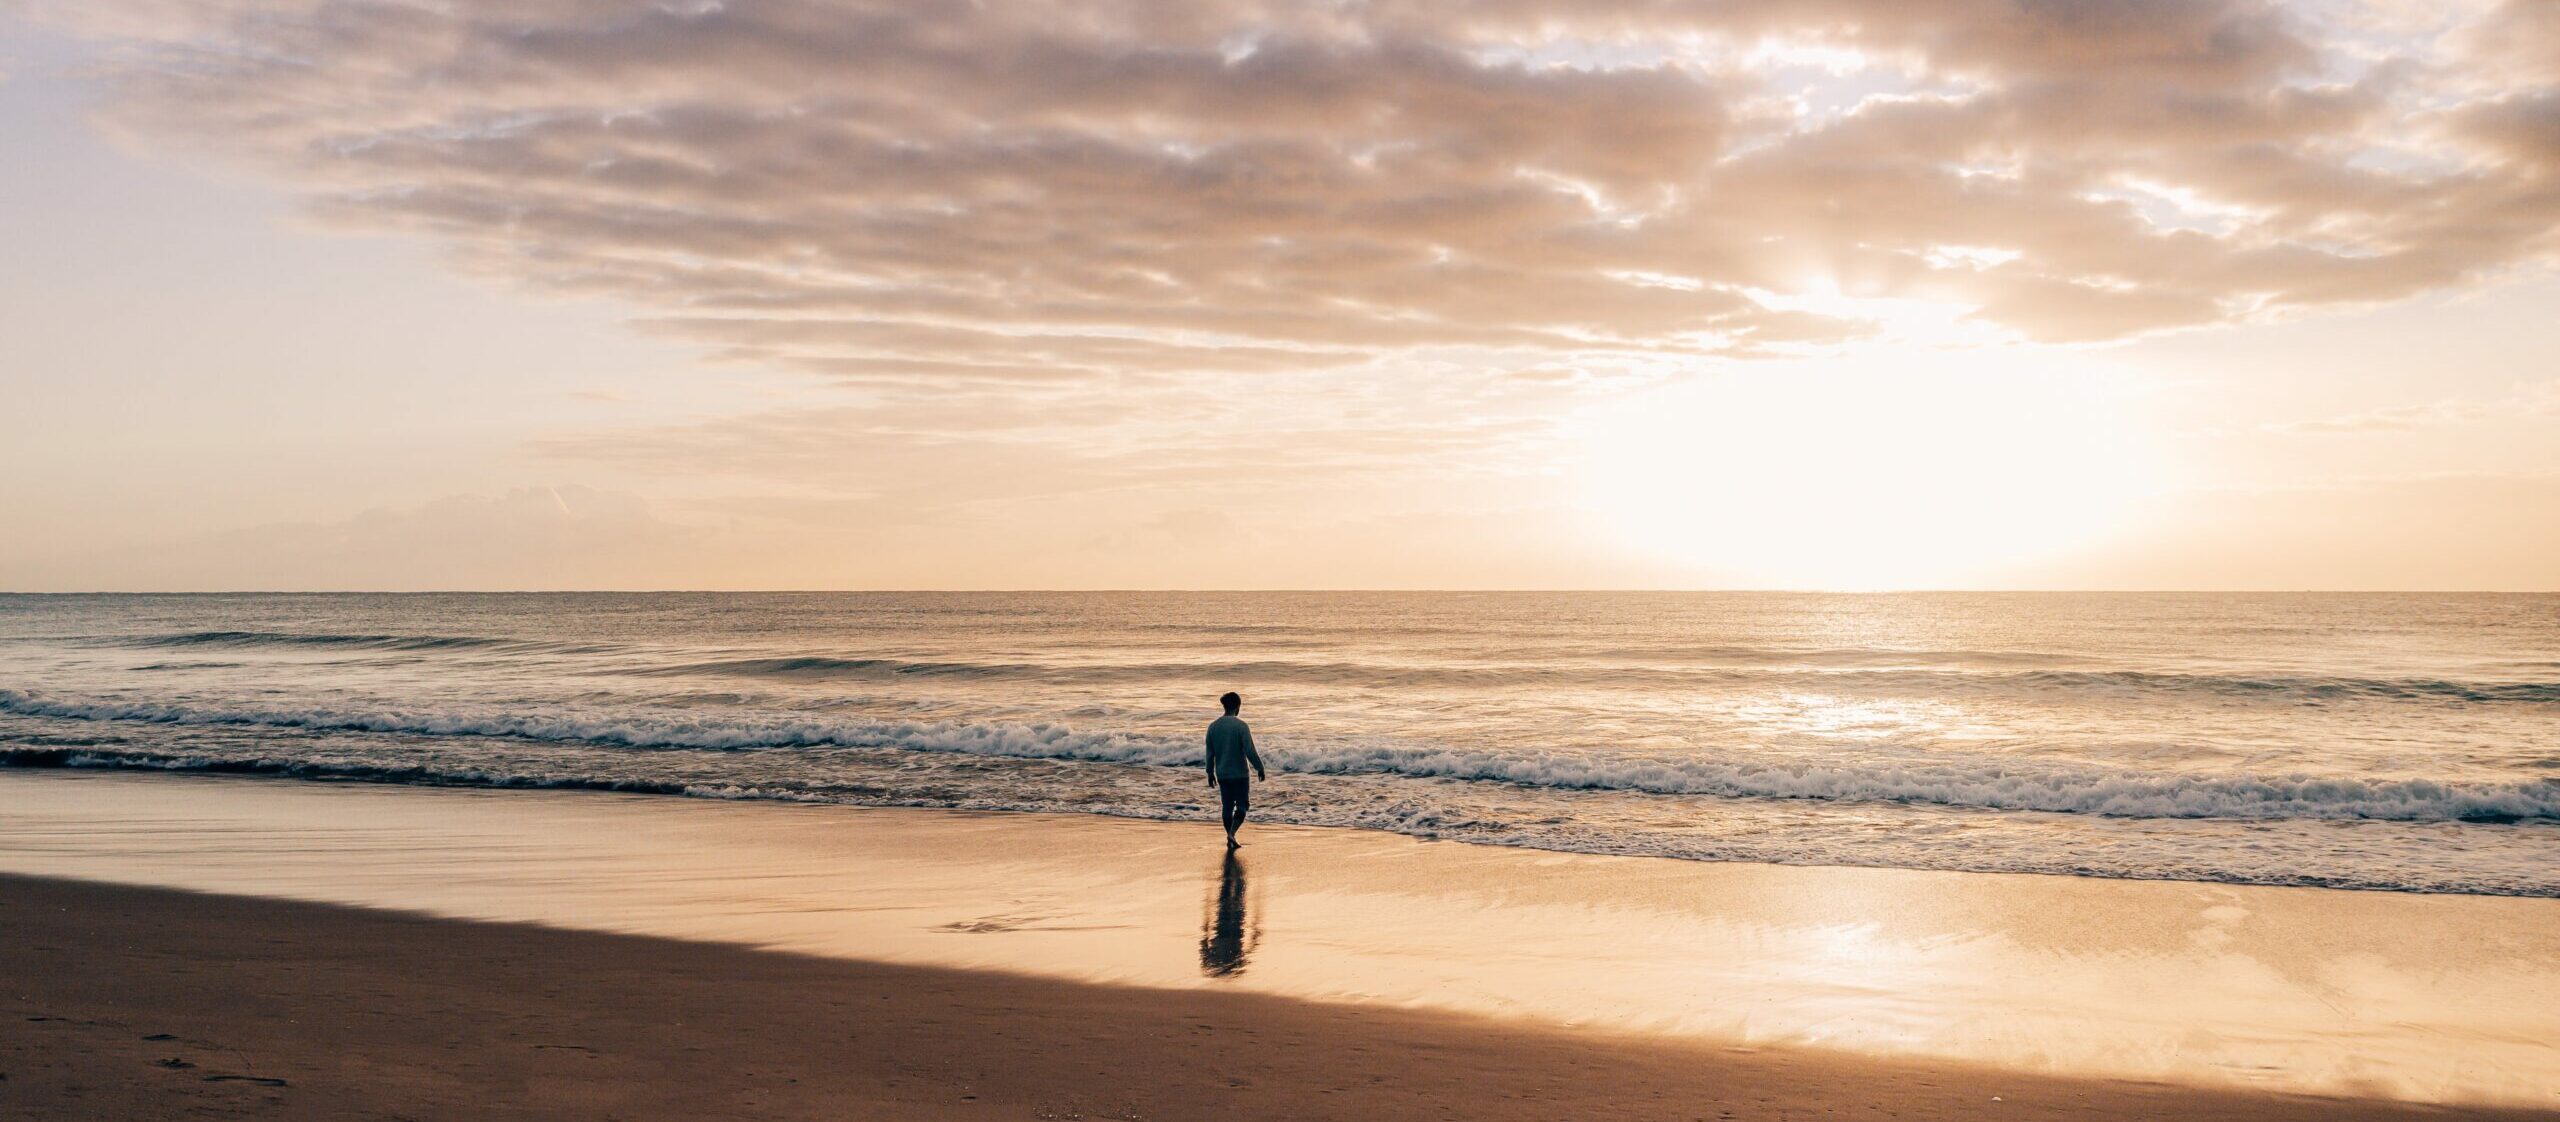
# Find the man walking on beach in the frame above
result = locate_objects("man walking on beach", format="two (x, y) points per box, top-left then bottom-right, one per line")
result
(1206, 692), (1266, 849)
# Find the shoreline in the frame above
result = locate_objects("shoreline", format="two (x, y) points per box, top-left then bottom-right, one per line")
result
(7, 873), (2553, 1122)
(8, 746), (2553, 899)
(2, 770), (2557, 1109)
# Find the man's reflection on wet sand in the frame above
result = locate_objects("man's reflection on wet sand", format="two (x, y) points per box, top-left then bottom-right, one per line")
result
(1198, 851), (1254, 977)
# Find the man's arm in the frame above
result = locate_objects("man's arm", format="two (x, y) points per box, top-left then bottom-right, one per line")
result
(1206, 727), (1219, 786)
(1244, 726), (1265, 781)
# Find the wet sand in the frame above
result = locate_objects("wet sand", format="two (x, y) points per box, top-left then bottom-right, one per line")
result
(1, 770), (2557, 1117)
(9, 874), (2556, 1122)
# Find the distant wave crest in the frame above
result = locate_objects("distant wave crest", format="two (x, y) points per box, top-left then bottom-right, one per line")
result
(94, 631), (2560, 705)
(632, 654), (2560, 704)
(4, 688), (2553, 823)
(121, 630), (515, 652)
(110, 630), (626, 655)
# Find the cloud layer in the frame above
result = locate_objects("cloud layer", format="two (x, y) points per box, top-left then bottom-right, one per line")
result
(34, 0), (2560, 384)
(16, 0), (2560, 590)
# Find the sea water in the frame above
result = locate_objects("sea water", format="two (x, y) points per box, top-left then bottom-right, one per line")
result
(2, 592), (2553, 895)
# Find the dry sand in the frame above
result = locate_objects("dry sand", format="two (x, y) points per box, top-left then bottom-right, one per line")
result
(7, 873), (2551, 1122)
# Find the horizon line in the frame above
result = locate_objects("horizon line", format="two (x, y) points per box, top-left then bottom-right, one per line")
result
(4, 588), (2555, 597)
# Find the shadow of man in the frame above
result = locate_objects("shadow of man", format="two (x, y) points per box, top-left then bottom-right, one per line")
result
(1198, 850), (1254, 977)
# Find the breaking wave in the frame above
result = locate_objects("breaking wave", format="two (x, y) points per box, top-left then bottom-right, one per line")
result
(85, 631), (2560, 706)
(4, 688), (2552, 823)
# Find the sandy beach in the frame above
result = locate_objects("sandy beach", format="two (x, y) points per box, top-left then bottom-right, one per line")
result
(2, 771), (2557, 1119)
(13, 0), (2560, 1105)
(8, 872), (2553, 1122)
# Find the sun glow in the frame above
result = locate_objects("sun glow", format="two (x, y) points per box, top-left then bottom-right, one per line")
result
(1576, 356), (2169, 588)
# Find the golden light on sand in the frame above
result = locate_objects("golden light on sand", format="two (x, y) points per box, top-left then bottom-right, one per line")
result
(1576, 356), (2167, 588)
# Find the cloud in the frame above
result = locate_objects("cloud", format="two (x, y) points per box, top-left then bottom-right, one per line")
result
(21, 0), (2560, 592)
(24, 0), (2560, 384)
(2469, 0), (2560, 83)
(2264, 379), (2560, 433)
(11, 486), (725, 591)
(2460, 89), (2560, 173)
(536, 387), (1555, 508)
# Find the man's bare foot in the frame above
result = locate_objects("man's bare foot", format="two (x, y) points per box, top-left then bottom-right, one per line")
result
(1226, 836), (1241, 849)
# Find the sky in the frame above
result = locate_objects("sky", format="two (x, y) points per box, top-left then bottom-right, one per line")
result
(2, 0), (2556, 591)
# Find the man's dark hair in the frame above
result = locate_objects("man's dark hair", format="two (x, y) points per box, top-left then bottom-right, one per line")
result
(1220, 692), (1242, 714)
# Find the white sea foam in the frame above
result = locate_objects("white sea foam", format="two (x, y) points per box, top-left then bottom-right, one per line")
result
(5, 688), (2553, 823)
(8, 742), (2558, 897)
(99, 631), (2560, 701)
(10, 592), (2559, 899)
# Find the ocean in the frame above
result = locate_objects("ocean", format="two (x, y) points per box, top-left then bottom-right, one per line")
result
(2, 592), (2553, 896)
